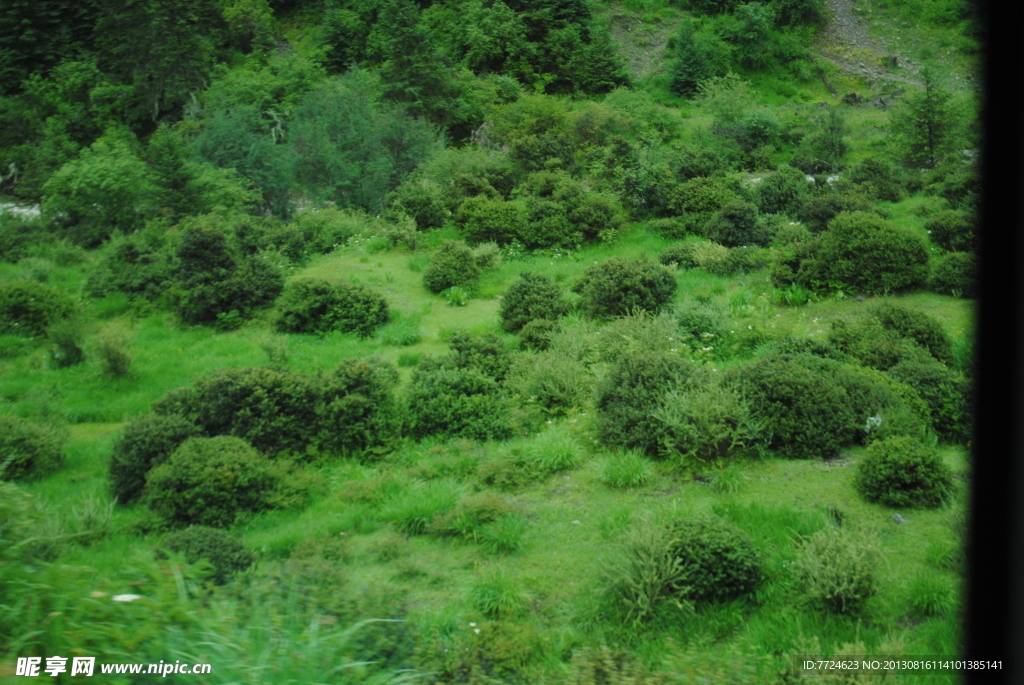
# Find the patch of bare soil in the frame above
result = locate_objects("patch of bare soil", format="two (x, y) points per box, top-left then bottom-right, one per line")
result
(606, 10), (676, 83)
(816, 0), (922, 89)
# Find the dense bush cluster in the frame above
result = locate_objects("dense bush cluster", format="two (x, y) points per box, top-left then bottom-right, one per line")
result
(274, 279), (389, 336)
(0, 281), (76, 335)
(499, 273), (569, 333)
(423, 241), (481, 294)
(152, 359), (400, 456)
(772, 212), (929, 295)
(732, 357), (855, 459)
(109, 414), (201, 504)
(572, 257), (677, 319)
(855, 437), (953, 508)
(930, 252), (978, 297)
(794, 527), (879, 615)
(667, 517), (764, 603)
(145, 436), (281, 528)
(0, 415), (65, 480)
(162, 526), (256, 583)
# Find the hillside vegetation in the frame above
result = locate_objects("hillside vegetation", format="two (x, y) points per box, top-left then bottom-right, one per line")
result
(0, 0), (979, 682)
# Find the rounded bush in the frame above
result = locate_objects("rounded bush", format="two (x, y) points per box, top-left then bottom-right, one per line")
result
(389, 178), (448, 230)
(405, 361), (513, 441)
(572, 257), (677, 319)
(153, 361), (400, 456)
(597, 351), (694, 454)
(874, 304), (953, 365)
(109, 414), (201, 504)
(925, 210), (975, 252)
(855, 437), (953, 509)
(794, 527), (879, 615)
(0, 415), (65, 480)
(457, 196), (527, 245)
(145, 436), (280, 528)
(0, 281), (76, 336)
(274, 279), (389, 336)
(814, 212), (929, 294)
(162, 525), (256, 583)
(847, 157), (905, 203)
(499, 273), (569, 333)
(518, 319), (559, 351)
(755, 166), (811, 216)
(888, 358), (970, 442)
(797, 192), (874, 233)
(667, 517), (764, 603)
(173, 224), (284, 325)
(704, 200), (766, 247)
(658, 243), (699, 269)
(423, 241), (481, 294)
(667, 176), (739, 215)
(734, 358), (855, 459)
(930, 252), (978, 298)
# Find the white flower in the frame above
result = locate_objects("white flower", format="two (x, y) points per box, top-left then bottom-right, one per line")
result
(112, 594), (142, 603)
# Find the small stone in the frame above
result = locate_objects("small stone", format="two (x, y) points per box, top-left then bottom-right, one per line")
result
(571, 520), (581, 525)
(891, 513), (907, 524)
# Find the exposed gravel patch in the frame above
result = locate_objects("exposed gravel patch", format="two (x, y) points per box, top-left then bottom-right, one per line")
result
(816, 0), (922, 89)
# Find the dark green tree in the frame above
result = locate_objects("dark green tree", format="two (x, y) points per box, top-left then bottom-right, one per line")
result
(0, 0), (101, 94)
(889, 66), (962, 168)
(667, 20), (731, 96)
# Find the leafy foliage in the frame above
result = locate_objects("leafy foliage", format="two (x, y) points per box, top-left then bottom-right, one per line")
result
(423, 241), (481, 294)
(145, 436), (281, 528)
(930, 251), (977, 297)
(162, 526), (256, 583)
(404, 361), (513, 441)
(109, 413), (201, 505)
(667, 516), (764, 603)
(499, 272), (569, 332)
(855, 437), (953, 508)
(572, 257), (677, 319)
(274, 279), (389, 337)
(0, 415), (65, 480)
(794, 527), (880, 615)
(0, 280), (76, 335)
(925, 209), (976, 252)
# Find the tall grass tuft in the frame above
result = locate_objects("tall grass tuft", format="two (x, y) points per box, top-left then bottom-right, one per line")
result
(599, 450), (655, 489)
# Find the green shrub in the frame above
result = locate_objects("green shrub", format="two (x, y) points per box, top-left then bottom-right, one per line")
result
(109, 414), (202, 504)
(41, 137), (152, 247)
(836, 365), (931, 444)
(471, 242), (502, 270)
(145, 436), (281, 528)
(846, 157), (906, 203)
(405, 362), (513, 441)
(874, 303), (953, 365)
(855, 437), (953, 509)
(653, 379), (767, 463)
(448, 330), (513, 382)
(797, 192), (874, 233)
(508, 341), (594, 414)
(96, 326), (133, 376)
(389, 178), (449, 230)
(162, 526), (256, 583)
(0, 415), (65, 481)
(46, 319), (85, 368)
(667, 176), (739, 215)
(667, 516), (764, 603)
(423, 241), (481, 293)
(597, 352), (694, 454)
(599, 450), (655, 488)
(442, 286), (469, 307)
(676, 301), (730, 342)
(704, 200), (767, 247)
(930, 252), (978, 298)
(573, 257), (677, 319)
(755, 166), (811, 216)
(274, 279), (389, 336)
(85, 232), (174, 300)
(499, 272), (569, 332)
(173, 224), (284, 325)
(153, 361), (400, 456)
(518, 319), (559, 351)
(295, 207), (368, 254)
(457, 196), (527, 245)
(925, 210), (975, 252)
(794, 526), (880, 614)
(0, 280), (76, 336)
(658, 243), (700, 269)
(812, 212), (929, 294)
(888, 358), (971, 442)
(733, 358), (855, 459)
